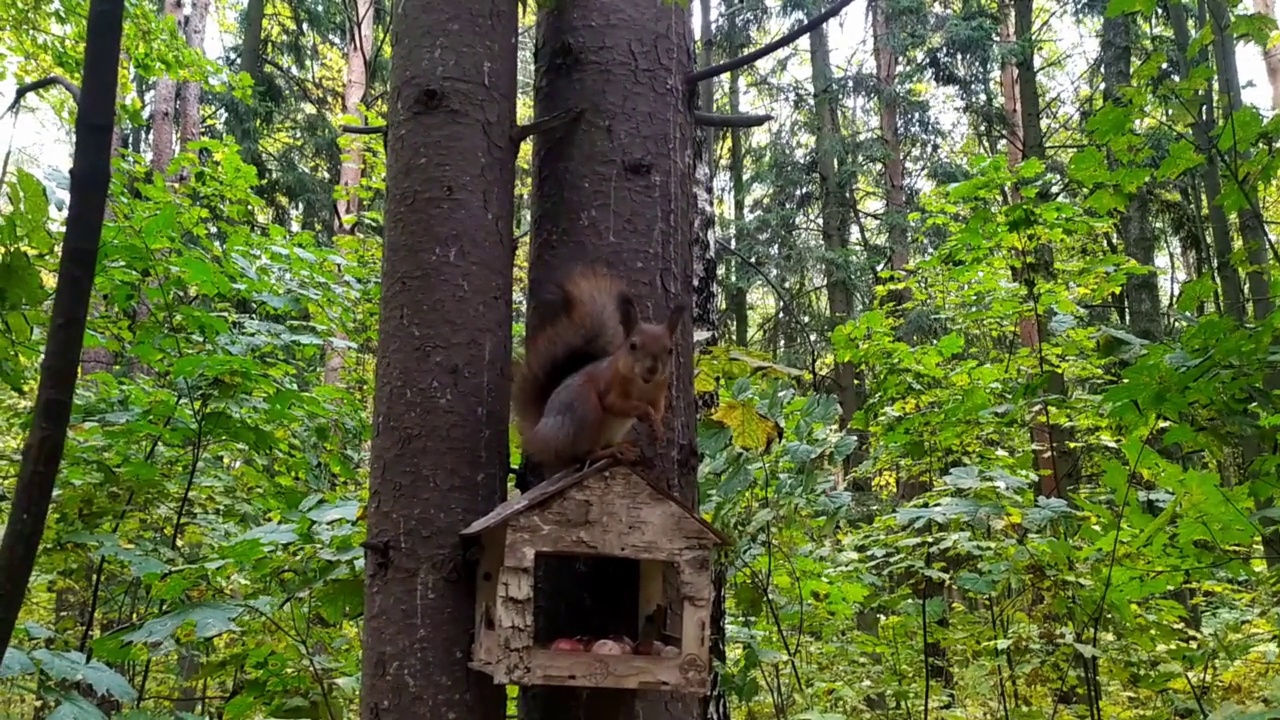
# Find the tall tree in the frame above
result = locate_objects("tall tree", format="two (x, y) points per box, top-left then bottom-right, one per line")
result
(521, 0), (697, 717)
(1099, 7), (1160, 339)
(0, 0), (125, 659)
(151, 0), (183, 173)
(360, 0), (516, 717)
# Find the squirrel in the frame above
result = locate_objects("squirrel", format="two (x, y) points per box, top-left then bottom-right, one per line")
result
(513, 266), (686, 476)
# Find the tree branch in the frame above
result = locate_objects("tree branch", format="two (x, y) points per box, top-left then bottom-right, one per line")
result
(694, 111), (773, 128)
(4, 75), (82, 115)
(341, 123), (387, 135)
(514, 107), (583, 143)
(685, 0), (858, 85)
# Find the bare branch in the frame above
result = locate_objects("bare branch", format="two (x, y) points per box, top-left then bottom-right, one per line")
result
(694, 111), (773, 128)
(514, 107), (583, 143)
(341, 123), (387, 135)
(685, 0), (857, 86)
(4, 75), (82, 115)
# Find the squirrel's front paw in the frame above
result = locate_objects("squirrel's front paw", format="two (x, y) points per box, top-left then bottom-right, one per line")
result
(613, 443), (641, 463)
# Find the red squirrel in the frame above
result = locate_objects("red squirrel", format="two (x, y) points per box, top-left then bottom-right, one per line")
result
(513, 266), (686, 476)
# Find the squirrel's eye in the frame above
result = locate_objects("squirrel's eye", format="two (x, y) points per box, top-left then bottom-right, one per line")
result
(629, 341), (638, 351)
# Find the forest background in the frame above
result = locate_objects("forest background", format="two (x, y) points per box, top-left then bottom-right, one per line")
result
(2, 0), (1280, 717)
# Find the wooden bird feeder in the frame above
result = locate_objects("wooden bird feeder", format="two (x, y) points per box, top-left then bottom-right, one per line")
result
(459, 460), (729, 694)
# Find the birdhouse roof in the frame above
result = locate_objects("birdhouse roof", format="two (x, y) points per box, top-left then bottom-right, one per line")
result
(460, 460), (730, 545)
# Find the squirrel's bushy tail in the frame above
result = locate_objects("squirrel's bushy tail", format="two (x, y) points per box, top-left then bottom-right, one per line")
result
(513, 266), (632, 440)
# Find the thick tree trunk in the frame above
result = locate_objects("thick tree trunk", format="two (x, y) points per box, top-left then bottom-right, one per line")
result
(177, 0), (211, 150)
(522, 0), (696, 718)
(0, 0), (124, 660)
(1100, 12), (1161, 340)
(360, 0), (516, 718)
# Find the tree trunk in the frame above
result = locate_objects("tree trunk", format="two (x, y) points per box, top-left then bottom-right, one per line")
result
(325, 0), (375, 386)
(177, 0), (211, 150)
(522, 0), (696, 717)
(728, 4), (749, 348)
(1100, 12), (1161, 340)
(242, 0), (265, 87)
(1254, 0), (1280, 109)
(360, 0), (516, 717)
(0, 0), (125, 660)
(1168, 0), (1245, 320)
(151, 0), (183, 173)
(1206, 0), (1280, 568)
(999, 0), (1022, 172)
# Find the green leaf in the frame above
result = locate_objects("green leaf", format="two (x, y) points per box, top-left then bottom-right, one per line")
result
(1, 648), (35, 677)
(47, 693), (107, 720)
(1157, 139), (1205, 180)
(31, 650), (138, 703)
(122, 602), (244, 645)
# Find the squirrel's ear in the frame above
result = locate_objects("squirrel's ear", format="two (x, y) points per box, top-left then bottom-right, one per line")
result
(666, 302), (688, 334)
(618, 293), (640, 336)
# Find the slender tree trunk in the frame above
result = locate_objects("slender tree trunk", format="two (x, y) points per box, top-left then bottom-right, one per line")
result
(242, 0), (264, 87)
(324, 0), (375, 386)
(1206, 0), (1280, 568)
(1168, 0), (1245, 320)
(0, 0), (125, 660)
(999, 0), (1022, 173)
(522, 0), (697, 717)
(1100, 11), (1161, 340)
(177, 0), (211, 150)
(360, 0), (516, 717)
(151, 0), (183, 173)
(728, 4), (749, 347)
(696, 8), (729, 718)
(1254, 0), (1280, 109)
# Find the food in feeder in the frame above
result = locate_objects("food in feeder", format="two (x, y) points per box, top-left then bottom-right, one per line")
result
(549, 637), (586, 652)
(660, 644), (680, 658)
(635, 639), (665, 656)
(589, 639), (629, 655)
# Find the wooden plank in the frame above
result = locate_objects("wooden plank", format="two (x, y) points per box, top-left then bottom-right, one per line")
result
(512, 650), (709, 693)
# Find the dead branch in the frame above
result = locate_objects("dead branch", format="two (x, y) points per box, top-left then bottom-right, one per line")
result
(4, 75), (82, 115)
(694, 111), (773, 128)
(685, 0), (857, 85)
(514, 107), (583, 143)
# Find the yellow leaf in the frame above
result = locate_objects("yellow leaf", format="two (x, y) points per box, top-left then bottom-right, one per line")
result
(711, 399), (780, 451)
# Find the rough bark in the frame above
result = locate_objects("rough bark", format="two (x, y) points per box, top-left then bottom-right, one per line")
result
(522, 0), (697, 717)
(0, 0), (124, 659)
(177, 0), (211, 150)
(359, 0), (516, 717)
(1254, 0), (1280, 109)
(1168, 0), (1245, 320)
(1100, 12), (1161, 340)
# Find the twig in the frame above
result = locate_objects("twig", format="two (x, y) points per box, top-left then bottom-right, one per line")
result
(685, 0), (857, 85)
(514, 107), (583, 143)
(3, 75), (82, 115)
(694, 111), (773, 128)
